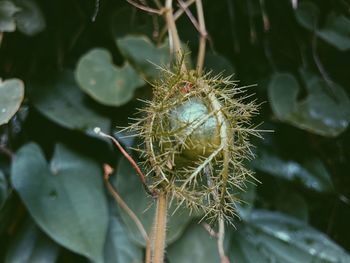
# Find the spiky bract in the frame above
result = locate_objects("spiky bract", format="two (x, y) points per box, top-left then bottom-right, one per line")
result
(129, 65), (260, 223)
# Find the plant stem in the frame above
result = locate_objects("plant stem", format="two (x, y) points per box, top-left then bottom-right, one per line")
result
(164, 0), (185, 69)
(195, 0), (207, 75)
(218, 217), (230, 263)
(103, 164), (149, 242)
(152, 192), (168, 263)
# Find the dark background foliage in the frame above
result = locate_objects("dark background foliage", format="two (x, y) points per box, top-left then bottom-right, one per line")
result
(1, 0), (350, 262)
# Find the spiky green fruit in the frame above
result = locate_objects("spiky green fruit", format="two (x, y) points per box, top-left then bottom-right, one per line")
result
(169, 97), (220, 160)
(129, 66), (260, 222)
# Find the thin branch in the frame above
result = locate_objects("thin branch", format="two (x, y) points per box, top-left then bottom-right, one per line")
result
(152, 192), (168, 263)
(94, 128), (156, 197)
(158, 0), (196, 42)
(164, 0), (184, 65)
(218, 217), (230, 263)
(202, 222), (218, 238)
(311, 35), (337, 99)
(126, 0), (163, 15)
(177, 0), (201, 33)
(91, 0), (100, 22)
(103, 164), (149, 241)
(195, 0), (207, 75)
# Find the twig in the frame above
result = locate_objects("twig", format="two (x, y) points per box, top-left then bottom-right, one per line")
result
(164, 0), (184, 64)
(311, 35), (337, 100)
(91, 0), (100, 22)
(218, 217), (230, 263)
(126, 0), (163, 15)
(103, 164), (149, 241)
(158, 0), (196, 42)
(94, 128), (156, 197)
(202, 222), (219, 238)
(152, 192), (168, 263)
(195, 0), (207, 75)
(177, 0), (201, 33)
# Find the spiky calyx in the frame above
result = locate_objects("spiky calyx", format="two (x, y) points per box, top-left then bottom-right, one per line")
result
(130, 65), (260, 223)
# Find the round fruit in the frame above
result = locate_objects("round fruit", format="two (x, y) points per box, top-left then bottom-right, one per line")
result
(169, 97), (221, 160)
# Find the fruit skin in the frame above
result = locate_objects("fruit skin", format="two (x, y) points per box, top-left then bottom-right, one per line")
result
(169, 97), (221, 160)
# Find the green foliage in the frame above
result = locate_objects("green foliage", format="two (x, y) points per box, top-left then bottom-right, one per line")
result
(11, 0), (45, 36)
(230, 210), (350, 263)
(268, 72), (350, 137)
(1, 0), (350, 262)
(76, 48), (144, 107)
(5, 219), (59, 263)
(116, 35), (171, 79)
(0, 170), (7, 208)
(30, 71), (111, 137)
(11, 143), (109, 262)
(115, 156), (194, 247)
(0, 1), (19, 32)
(0, 78), (24, 125)
(167, 223), (219, 263)
(252, 151), (334, 193)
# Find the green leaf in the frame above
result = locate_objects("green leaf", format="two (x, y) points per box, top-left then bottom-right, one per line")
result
(236, 183), (256, 220)
(268, 73), (350, 137)
(0, 170), (7, 208)
(167, 223), (220, 263)
(5, 218), (59, 263)
(12, 0), (45, 35)
(268, 73), (299, 119)
(295, 2), (319, 31)
(230, 210), (350, 263)
(0, 78), (24, 126)
(0, 1), (20, 32)
(75, 48), (144, 107)
(114, 156), (194, 247)
(317, 13), (350, 51)
(11, 143), (109, 262)
(30, 70), (110, 137)
(252, 151), (334, 193)
(116, 35), (171, 79)
(104, 213), (143, 263)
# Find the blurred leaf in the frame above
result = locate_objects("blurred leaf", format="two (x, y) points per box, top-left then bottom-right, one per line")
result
(268, 73), (350, 137)
(274, 191), (308, 222)
(230, 210), (350, 263)
(76, 48), (144, 107)
(252, 151), (334, 193)
(0, 170), (7, 208)
(116, 35), (171, 79)
(0, 78), (24, 126)
(268, 73), (298, 119)
(0, 1), (20, 32)
(167, 223), (220, 263)
(236, 183), (256, 220)
(295, 2), (319, 31)
(114, 156), (194, 247)
(204, 52), (235, 76)
(317, 13), (350, 51)
(104, 213), (143, 263)
(30, 70), (110, 138)
(11, 143), (109, 262)
(12, 0), (45, 35)
(5, 218), (59, 263)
